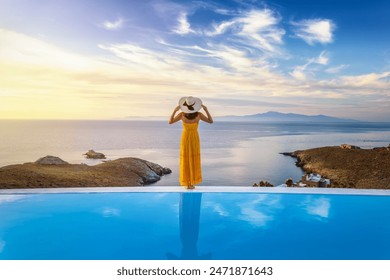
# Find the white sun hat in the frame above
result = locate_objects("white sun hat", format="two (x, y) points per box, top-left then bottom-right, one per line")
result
(179, 96), (203, 113)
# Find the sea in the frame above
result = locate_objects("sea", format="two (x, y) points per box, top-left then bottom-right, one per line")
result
(1, 120), (390, 186)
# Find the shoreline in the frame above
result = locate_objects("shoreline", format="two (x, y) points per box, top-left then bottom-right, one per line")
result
(284, 144), (390, 189)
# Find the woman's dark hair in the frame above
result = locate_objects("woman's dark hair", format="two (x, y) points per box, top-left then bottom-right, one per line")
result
(185, 112), (199, 120)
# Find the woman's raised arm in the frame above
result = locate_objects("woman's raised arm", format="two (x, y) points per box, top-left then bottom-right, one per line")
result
(169, 106), (182, 124)
(199, 105), (213, 124)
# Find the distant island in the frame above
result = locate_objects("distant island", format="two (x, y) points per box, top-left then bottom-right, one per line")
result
(215, 111), (358, 122)
(124, 111), (359, 123)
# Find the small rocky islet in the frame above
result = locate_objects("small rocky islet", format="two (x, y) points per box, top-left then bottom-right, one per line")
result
(0, 152), (171, 189)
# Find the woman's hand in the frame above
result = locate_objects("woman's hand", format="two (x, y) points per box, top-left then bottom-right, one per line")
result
(169, 106), (182, 124)
(200, 104), (213, 123)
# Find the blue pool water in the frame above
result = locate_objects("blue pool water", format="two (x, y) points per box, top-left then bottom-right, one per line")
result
(0, 192), (389, 260)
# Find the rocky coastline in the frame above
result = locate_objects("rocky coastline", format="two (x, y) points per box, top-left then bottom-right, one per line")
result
(284, 144), (390, 189)
(3, 144), (390, 190)
(0, 156), (171, 189)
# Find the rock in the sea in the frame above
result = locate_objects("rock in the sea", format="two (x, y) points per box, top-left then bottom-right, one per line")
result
(84, 149), (106, 159)
(163, 167), (172, 174)
(373, 147), (387, 151)
(144, 161), (171, 176)
(280, 152), (294, 156)
(35, 156), (69, 165)
(285, 178), (294, 187)
(253, 180), (273, 187)
(374, 144), (390, 151)
(139, 171), (161, 185)
(259, 180), (266, 187)
(94, 157), (171, 186)
(340, 144), (361, 150)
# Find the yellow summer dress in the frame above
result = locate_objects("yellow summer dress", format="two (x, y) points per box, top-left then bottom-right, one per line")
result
(180, 121), (202, 186)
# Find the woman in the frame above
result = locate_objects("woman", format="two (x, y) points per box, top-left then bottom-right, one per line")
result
(169, 96), (213, 189)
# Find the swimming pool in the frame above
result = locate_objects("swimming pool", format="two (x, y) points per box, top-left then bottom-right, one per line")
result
(1, 189), (389, 260)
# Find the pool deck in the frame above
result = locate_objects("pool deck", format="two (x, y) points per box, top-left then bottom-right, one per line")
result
(0, 186), (389, 196)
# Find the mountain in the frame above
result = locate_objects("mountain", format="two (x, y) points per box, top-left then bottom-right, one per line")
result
(216, 111), (358, 122)
(125, 116), (166, 121)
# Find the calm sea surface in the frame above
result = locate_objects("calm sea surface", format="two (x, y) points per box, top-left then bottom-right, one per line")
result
(1, 120), (390, 186)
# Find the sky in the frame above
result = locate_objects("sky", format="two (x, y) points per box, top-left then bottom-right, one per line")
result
(0, 0), (389, 120)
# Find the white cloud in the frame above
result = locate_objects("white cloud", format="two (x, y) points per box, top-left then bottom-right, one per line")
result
(2, 27), (390, 120)
(214, 8), (237, 16)
(205, 9), (285, 54)
(325, 64), (349, 74)
(315, 51), (329, 65)
(290, 51), (329, 80)
(292, 19), (335, 45)
(206, 20), (236, 36)
(102, 17), (125, 30)
(290, 66), (308, 81)
(336, 71), (390, 89)
(156, 38), (265, 73)
(98, 43), (185, 74)
(209, 46), (254, 71)
(174, 12), (196, 35)
(0, 28), (94, 71)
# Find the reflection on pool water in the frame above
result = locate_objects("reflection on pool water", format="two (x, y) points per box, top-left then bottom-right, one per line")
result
(0, 192), (389, 260)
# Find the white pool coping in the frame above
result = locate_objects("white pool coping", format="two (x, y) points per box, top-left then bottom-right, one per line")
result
(0, 186), (389, 196)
